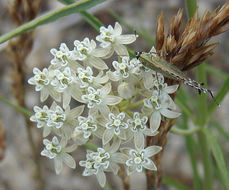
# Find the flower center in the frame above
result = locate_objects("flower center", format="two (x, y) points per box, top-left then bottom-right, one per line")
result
(134, 157), (142, 164)
(113, 119), (121, 127)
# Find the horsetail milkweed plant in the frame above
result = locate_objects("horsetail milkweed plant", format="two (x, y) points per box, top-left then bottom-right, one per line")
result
(28, 22), (181, 187)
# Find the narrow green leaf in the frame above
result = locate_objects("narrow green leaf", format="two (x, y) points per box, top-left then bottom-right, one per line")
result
(163, 176), (191, 190)
(181, 114), (202, 190)
(204, 129), (229, 190)
(208, 76), (229, 116)
(79, 11), (103, 31)
(185, 0), (197, 18)
(210, 120), (229, 141)
(0, 0), (105, 44)
(58, 0), (103, 31)
(175, 88), (196, 122)
(58, 0), (75, 4)
(205, 64), (228, 80)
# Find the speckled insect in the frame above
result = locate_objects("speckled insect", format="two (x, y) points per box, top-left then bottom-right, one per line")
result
(135, 51), (214, 98)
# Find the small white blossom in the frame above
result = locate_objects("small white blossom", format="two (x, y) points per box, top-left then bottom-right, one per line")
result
(123, 146), (162, 175)
(74, 116), (97, 139)
(28, 67), (50, 91)
(103, 112), (128, 145)
(41, 136), (77, 174)
(72, 38), (109, 70)
(79, 148), (111, 187)
(51, 67), (75, 92)
(143, 89), (180, 132)
(127, 112), (158, 149)
(50, 43), (73, 67)
(47, 105), (66, 129)
(30, 105), (49, 128)
(96, 22), (137, 55)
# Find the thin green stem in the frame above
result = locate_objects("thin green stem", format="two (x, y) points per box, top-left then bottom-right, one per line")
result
(182, 114), (202, 190)
(185, 1), (214, 189)
(120, 100), (143, 111)
(0, 0), (105, 44)
(0, 94), (33, 117)
(171, 126), (201, 135)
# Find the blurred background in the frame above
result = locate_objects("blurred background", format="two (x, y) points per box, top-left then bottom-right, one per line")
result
(0, 0), (228, 190)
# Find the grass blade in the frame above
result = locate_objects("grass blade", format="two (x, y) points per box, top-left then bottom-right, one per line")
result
(204, 129), (229, 190)
(181, 114), (202, 190)
(163, 176), (191, 190)
(0, 0), (105, 44)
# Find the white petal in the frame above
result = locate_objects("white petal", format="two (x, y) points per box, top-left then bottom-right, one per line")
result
(71, 86), (84, 103)
(118, 82), (135, 99)
(107, 70), (121, 81)
(114, 44), (128, 56)
(107, 137), (121, 153)
(87, 57), (108, 70)
(134, 132), (145, 150)
(111, 153), (129, 164)
(43, 127), (51, 137)
(143, 128), (158, 137)
(114, 22), (122, 35)
(119, 130), (126, 140)
(143, 159), (157, 171)
(48, 87), (61, 102)
(67, 105), (84, 118)
(160, 108), (181, 118)
(91, 47), (110, 58)
(109, 162), (120, 175)
(116, 34), (137, 44)
(63, 92), (71, 109)
(94, 126), (105, 139)
(104, 95), (122, 105)
(96, 170), (106, 188)
(54, 157), (63, 174)
(144, 146), (162, 157)
(150, 111), (161, 132)
(40, 88), (49, 102)
(64, 144), (78, 153)
(94, 74), (109, 84)
(101, 83), (111, 95)
(102, 129), (114, 145)
(164, 85), (179, 94)
(62, 153), (76, 169)
(98, 104), (110, 118)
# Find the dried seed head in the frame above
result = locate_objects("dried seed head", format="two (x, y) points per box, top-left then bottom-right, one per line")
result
(155, 2), (229, 71)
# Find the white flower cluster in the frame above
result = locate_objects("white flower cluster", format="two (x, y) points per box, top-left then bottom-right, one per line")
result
(28, 22), (180, 187)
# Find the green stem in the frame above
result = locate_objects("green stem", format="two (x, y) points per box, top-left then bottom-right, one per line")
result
(182, 114), (202, 190)
(171, 126), (201, 135)
(0, 94), (33, 116)
(120, 100), (143, 111)
(0, 0), (105, 44)
(185, 1), (214, 189)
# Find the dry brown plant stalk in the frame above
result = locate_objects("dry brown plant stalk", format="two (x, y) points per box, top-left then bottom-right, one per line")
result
(6, 0), (44, 190)
(146, 2), (229, 189)
(0, 120), (6, 161)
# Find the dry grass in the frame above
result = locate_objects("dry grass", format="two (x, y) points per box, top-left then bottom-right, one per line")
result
(146, 2), (229, 189)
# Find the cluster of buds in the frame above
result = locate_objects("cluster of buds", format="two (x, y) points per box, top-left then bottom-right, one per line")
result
(28, 22), (180, 187)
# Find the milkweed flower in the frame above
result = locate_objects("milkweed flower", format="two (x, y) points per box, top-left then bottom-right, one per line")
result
(28, 22), (181, 187)
(96, 22), (137, 55)
(41, 136), (77, 174)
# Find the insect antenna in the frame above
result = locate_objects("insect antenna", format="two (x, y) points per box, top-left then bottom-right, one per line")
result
(185, 79), (220, 107)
